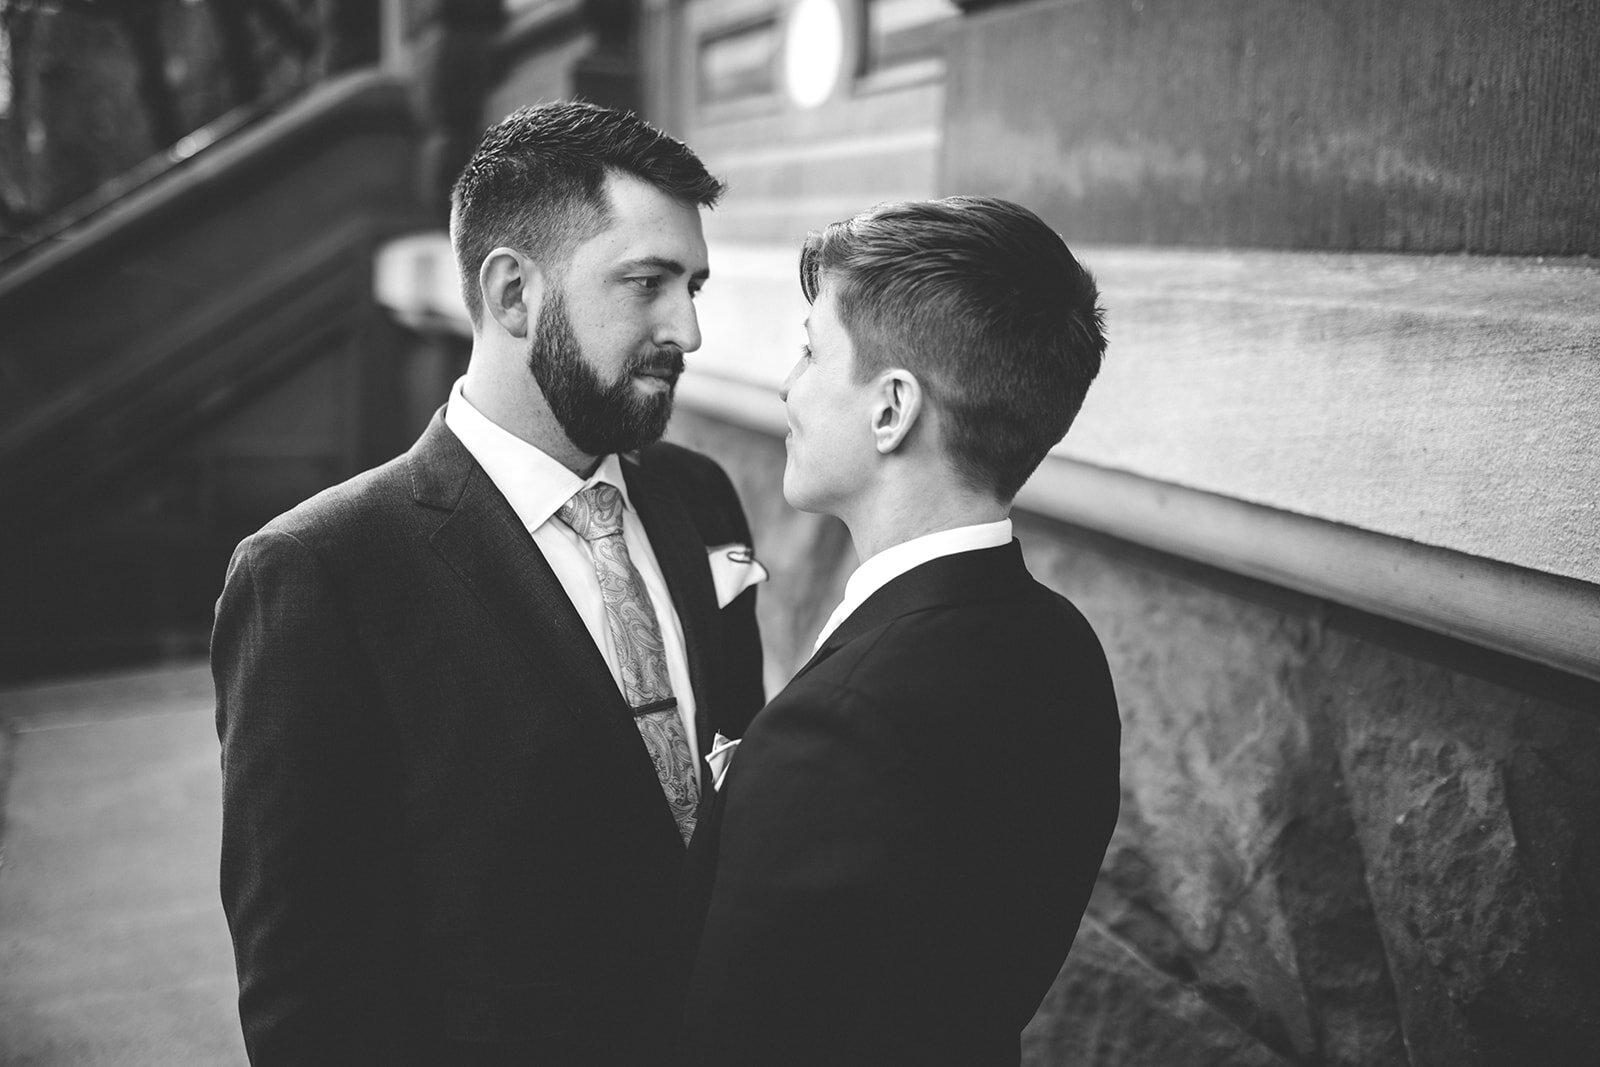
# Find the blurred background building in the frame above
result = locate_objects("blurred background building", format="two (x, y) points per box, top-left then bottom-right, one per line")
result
(0, 0), (1597, 1062)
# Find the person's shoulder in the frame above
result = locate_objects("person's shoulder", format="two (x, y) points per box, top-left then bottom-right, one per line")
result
(1007, 575), (1119, 713)
(815, 577), (1110, 699)
(1023, 574), (1103, 643)
(249, 451), (414, 552)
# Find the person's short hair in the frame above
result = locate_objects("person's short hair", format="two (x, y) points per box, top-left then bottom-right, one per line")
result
(799, 196), (1107, 501)
(450, 101), (726, 326)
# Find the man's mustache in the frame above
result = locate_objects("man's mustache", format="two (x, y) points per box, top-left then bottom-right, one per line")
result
(631, 348), (686, 379)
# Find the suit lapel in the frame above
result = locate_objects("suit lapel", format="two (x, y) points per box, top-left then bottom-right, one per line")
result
(625, 455), (723, 758)
(410, 415), (629, 727)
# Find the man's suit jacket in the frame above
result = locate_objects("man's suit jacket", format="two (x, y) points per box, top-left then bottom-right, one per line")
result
(678, 540), (1120, 1067)
(213, 413), (763, 1066)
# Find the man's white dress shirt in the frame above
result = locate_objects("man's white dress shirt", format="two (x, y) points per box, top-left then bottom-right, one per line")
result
(811, 519), (1014, 654)
(444, 379), (702, 782)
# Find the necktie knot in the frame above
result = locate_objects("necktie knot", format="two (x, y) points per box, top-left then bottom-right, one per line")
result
(558, 483), (625, 541)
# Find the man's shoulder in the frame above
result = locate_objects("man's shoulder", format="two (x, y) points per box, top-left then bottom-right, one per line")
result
(805, 575), (1110, 706)
(760, 579), (1116, 790)
(1021, 574), (1104, 648)
(250, 451), (417, 552)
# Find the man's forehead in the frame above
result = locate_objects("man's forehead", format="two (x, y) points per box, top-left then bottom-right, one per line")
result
(602, 171), (707, 225)
(809, 284), (843, 322)
(576, 176), (710, 271)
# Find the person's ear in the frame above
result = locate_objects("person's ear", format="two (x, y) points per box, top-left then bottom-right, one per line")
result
(870, 369), (923, 454)
(479, 247), (544, 339)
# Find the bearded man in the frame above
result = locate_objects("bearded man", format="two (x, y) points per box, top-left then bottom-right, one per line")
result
(212, 102), (765, 1066)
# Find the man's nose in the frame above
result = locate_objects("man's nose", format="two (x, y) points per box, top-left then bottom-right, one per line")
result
(656, 290), (702, 354)
(779, 358), (801, 402)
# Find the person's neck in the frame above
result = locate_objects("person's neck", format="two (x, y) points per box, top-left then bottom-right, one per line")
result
(841, 467), (1007, 563)
(462, 353), (600, 477)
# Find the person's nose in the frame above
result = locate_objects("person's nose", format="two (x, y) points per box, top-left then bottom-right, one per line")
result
(656, 289), (702, 354)
(779, 357), (802, 402)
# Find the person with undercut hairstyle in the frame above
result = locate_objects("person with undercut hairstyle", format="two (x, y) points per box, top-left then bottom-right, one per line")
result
(679, 196), (1121, 1066)
(213, 101), (765, 1066)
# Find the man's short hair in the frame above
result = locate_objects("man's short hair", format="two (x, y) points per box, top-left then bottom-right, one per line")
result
(799, 196), (1107, 501)
(450, 101), (726, 326)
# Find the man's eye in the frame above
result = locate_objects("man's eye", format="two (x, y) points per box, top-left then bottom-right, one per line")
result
(800, 344), (813, 361)
(628, 276), (661, 292)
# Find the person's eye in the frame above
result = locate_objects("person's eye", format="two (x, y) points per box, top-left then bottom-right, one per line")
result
(800, 344), (813, 361)
(627, 275), (662, 293)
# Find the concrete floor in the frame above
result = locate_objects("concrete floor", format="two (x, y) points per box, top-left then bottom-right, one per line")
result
(0, 662), (247, 1066)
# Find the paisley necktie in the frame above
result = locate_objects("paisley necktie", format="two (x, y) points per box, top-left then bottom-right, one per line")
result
(558, 483), (698, 843)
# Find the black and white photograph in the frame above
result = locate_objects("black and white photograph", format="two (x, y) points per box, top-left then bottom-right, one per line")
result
(0, 1), (1596, 1064)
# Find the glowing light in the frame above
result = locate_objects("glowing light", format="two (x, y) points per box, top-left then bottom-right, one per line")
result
(783, 0), (846, 110)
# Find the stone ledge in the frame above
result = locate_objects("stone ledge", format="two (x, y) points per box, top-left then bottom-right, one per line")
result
(675, 372), (1600, 685)
(682, 242), (1600, 586)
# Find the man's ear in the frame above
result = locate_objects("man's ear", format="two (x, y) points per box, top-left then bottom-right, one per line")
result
(870, 369), (923, 454)
(479, 247), (544, 339)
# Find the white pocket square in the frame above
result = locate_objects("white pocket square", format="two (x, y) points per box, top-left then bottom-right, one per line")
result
(707, 543), (768, 608)
(706, 732), (741, 791)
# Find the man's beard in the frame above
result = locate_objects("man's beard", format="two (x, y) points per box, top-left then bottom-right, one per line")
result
(527, 291), (684, 457)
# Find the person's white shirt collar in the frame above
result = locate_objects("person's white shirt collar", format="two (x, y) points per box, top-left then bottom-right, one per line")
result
(444, 377), (634, 530)
(811, 518), (1013, 653)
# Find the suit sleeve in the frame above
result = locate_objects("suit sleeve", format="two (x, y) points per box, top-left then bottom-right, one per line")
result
(212, 530), (405, 1065)
(680, 681), (928, 1066)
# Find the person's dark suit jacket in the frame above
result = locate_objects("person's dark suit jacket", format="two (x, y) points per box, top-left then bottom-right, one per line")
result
(212, 413), (764, 1066)
(678, 540), (1120, 1067)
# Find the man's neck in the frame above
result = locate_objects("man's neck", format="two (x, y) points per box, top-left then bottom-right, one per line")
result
(462, 355), (599, 477)
(841, 470), (1008, 563)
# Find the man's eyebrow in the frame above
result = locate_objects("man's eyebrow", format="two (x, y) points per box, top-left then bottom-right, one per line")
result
(618, 255), (711, 282)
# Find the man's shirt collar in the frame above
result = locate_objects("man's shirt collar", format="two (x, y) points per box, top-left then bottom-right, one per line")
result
(443, 376), (634, 532)
(812, 518), (1013, 653)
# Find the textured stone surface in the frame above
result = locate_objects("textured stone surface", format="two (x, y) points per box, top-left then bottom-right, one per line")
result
(1023, 918), (1294, 1067)
(669, 408), (1600, 1064)
(1327, 636), (1600, 1063)
(1020, 522), (1409, 1066)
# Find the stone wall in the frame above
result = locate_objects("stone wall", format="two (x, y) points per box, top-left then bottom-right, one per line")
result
(667, 407), (1600, 1066)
